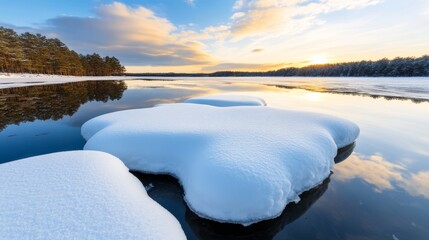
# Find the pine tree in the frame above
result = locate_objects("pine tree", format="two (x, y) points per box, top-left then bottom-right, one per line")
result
(1, 26), (126, 76)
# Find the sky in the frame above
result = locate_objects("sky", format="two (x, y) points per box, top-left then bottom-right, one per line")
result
(1, 0), (429, 73)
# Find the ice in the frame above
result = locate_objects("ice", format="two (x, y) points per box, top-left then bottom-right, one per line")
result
(82, 99), (359, 225)
(185, 94), (266, 106)
(1, 73), (428, 102)
(0, 151), (186, 239)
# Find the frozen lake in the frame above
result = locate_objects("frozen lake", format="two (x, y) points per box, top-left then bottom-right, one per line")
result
(1, 77), (428, 239)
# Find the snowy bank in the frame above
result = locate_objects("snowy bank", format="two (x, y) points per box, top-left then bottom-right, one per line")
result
(185, 94), (266, 106)
(0, 151), (185, 239)
(82, 99), (359, 225)
(0, 73), (141, 89)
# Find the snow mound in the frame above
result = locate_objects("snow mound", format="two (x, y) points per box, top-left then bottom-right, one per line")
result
(82, 102), (359, 225)
(0, 151), (185, 239)
(184, 94), (266, 106)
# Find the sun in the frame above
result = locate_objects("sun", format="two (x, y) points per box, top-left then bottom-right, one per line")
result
(309, 56), (329, 65)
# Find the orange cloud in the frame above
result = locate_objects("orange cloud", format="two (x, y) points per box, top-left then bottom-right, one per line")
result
(228, 0), (383, 37)
(46, 2), (212, 66)
(334, 154), (429, 199)
(334, 154), (405, 191)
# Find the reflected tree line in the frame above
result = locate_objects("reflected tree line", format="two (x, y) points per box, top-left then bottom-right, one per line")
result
(271, 85), (428, 103)
(0, 81), (127, 130)
(0, 26), (125, 76)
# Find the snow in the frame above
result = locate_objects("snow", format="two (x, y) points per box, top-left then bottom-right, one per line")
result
(82, 99), (359, 225)
(0, 151), (186, 239)
(185, 94), (266, 106)
(0, 73), (141, 89)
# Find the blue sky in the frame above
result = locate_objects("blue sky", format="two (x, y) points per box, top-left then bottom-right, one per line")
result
(1, 0), (429, 72)
(0, 0), (235, 28)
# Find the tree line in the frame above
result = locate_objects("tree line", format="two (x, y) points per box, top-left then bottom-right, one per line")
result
(129, 55), (429, 77)
(0, 26), (125, 76)
(209, 56), (429, 77)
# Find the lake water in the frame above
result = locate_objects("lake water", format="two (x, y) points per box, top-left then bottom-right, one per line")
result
(1, 77), (428, 239)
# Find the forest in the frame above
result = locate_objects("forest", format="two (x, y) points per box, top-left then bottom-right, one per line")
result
(130, 55), (429, 77)
(212, 55), (429, 77)
(0, 26), (125, 76)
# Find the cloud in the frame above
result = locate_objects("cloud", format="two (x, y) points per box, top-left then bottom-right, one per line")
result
(334, 154), (429, 199)
(175, 25), (230, 42)
(230, 7), (292, 36)
(233, 0), (245, 10)
(43, 2), (211, 66)
(252, 48), (264, 53)
(228, 0), (383, 37)
(185, 0), (196, 6)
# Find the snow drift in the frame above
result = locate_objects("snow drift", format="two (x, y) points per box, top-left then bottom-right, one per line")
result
(82, 97), (359, 225)
(0, 151), (186, 239)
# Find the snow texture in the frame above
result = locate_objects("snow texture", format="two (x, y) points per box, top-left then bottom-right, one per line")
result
(0, 151), (186, 240)
(185, 94), (266, 106)
(82, 99), (359, 225)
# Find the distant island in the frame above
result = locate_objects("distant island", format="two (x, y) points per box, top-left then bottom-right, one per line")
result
(0, 26), (125, 76)
(129, 55), (429, 77)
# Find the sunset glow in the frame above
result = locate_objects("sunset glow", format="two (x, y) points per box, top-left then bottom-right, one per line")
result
(1, 0), (428, 73)
(309, 56), (329, 65)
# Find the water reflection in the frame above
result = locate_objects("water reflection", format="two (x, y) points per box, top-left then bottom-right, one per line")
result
(0, 80), (211, 163)
(131, 144), (355, 240)
(0, 81), (127, 130)
(1, 78), (429, 239)
(334, 153), (429, 199)
(271, 85), (429, 103)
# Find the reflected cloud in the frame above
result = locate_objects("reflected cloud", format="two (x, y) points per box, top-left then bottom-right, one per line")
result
(334, 154), (429, 199)
(400, 171), (429, 199)
(334, 154), (405, 191)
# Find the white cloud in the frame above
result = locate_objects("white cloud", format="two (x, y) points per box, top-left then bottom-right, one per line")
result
(185, 0), (196, 6)
(233, 0), (245, 10)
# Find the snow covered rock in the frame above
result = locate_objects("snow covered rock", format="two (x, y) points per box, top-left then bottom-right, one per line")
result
(82, 101), (359, 225)
(184, 94), (266, 107)
(0, 151), (186, 240)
